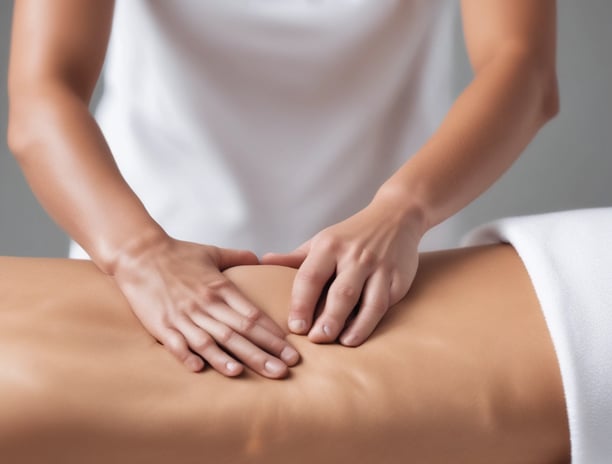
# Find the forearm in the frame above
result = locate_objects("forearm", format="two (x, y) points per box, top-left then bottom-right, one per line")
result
(379, 49), (559, 232)
(8, 85), (166, 273)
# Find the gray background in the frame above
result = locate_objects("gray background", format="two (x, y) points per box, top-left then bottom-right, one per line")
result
(1, 1), (610, 257)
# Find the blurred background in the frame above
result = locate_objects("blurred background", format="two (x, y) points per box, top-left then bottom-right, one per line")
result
(1, 1), (610, 257)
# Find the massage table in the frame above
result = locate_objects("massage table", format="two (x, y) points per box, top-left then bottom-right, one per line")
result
(0, 243), (569, 463)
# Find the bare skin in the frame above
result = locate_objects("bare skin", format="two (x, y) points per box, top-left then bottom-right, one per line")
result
(0, 246), (570, 463)
(8, 1), (558, 373)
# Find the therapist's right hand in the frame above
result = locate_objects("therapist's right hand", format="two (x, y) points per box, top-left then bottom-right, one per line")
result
(111, 235), (300, 379)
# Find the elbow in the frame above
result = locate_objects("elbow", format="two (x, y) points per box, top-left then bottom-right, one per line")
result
(7, 127), (29, 165)
(7, 109), (24, 161)
(507, 49), (559, 126)
(8, 83), (92, 165)
(6, 77), (39, 160)
(494, 45), (560, 127)
(7, 97), (39, 164)
(7, 86), (72, 165)
(539, 70), (560, 124)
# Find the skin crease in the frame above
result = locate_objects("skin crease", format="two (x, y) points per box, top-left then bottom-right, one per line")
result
(8, 1), (558, 374)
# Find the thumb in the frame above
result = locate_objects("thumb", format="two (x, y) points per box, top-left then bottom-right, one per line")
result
(261, 241), (310, 269)
(214, 247), (260, 270)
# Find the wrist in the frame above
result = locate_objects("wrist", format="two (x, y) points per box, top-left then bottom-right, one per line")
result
(101, 224), (171, 277)
(373, 182), (431, 238)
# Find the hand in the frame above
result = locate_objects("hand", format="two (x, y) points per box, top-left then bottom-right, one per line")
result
(262, 191), (425, 347)
(112, 235), (300, 378)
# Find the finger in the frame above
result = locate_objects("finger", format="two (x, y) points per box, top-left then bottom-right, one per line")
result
(261, 250), (308, 269)
(214, 247), (260, 270)
(308, 265), (370, 343)
(176, 317), (244, 377)
(191, 313), (289, 379)
(218, 280), (287, 339)
(158, 327), (205, 373)
(193, 303), (300, 366)
(339, 270), (391, 347)
(288, 248), (337, 334)
(389, 270), (415, 306)
(261, 240), (310, 268)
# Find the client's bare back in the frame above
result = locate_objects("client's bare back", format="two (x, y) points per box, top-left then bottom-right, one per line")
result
(0, 245), (569, 463)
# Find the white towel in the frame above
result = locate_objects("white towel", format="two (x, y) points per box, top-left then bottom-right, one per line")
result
(463, 208), (612, 463)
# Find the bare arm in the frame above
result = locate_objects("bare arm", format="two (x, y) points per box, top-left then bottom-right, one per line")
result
(7, 0), (161, 270)
(379, 0), (559, 229)
(263, 1), (559, 348)
(7, 0), (299, 378)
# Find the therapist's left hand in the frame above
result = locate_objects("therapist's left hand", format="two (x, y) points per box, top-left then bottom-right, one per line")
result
(262, 189), (425, 347)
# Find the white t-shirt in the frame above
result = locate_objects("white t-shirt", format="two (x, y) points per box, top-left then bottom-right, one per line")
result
(70, 0), (459, 258)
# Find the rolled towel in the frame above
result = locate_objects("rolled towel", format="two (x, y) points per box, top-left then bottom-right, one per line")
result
(463, 208), (612, 464)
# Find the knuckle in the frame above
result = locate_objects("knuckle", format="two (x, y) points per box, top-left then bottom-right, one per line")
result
(249, 353), (269, 371)
(390, 275), (412, 302)
(166, 304), (191, 325)
(238, 317), (255, 334)
(315, 233), (341, 253)
(296, 268), (326, 286)
(217, 326), (237, 345)
(378, 262), (394, 275)
(239, 314), (258, 333)
(198, 287), (217, 303)
(290, 300), (313, 318)
(363, 301), (388, 315)
(162, 332), (188, 358)
(358, 248), (378, 269)
(183, 299), (201, 316)
(271, 339), (288, 355)
(206, 278), (232, 293)
(159, 312), (173, 328)
(245, 307), (262, 324)
(190, 335), (214, 352)
(199, 280), (232, 302)
(332, 284), (357, 301)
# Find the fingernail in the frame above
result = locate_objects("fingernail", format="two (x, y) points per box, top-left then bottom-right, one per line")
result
(288, 319), (307, 333)
(265, 359), (286, 375)
(341, 334), (358, 347)
(321, 324), (332, 337)
(226, 361), (240, 372)
(280, 346), (300, 365)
